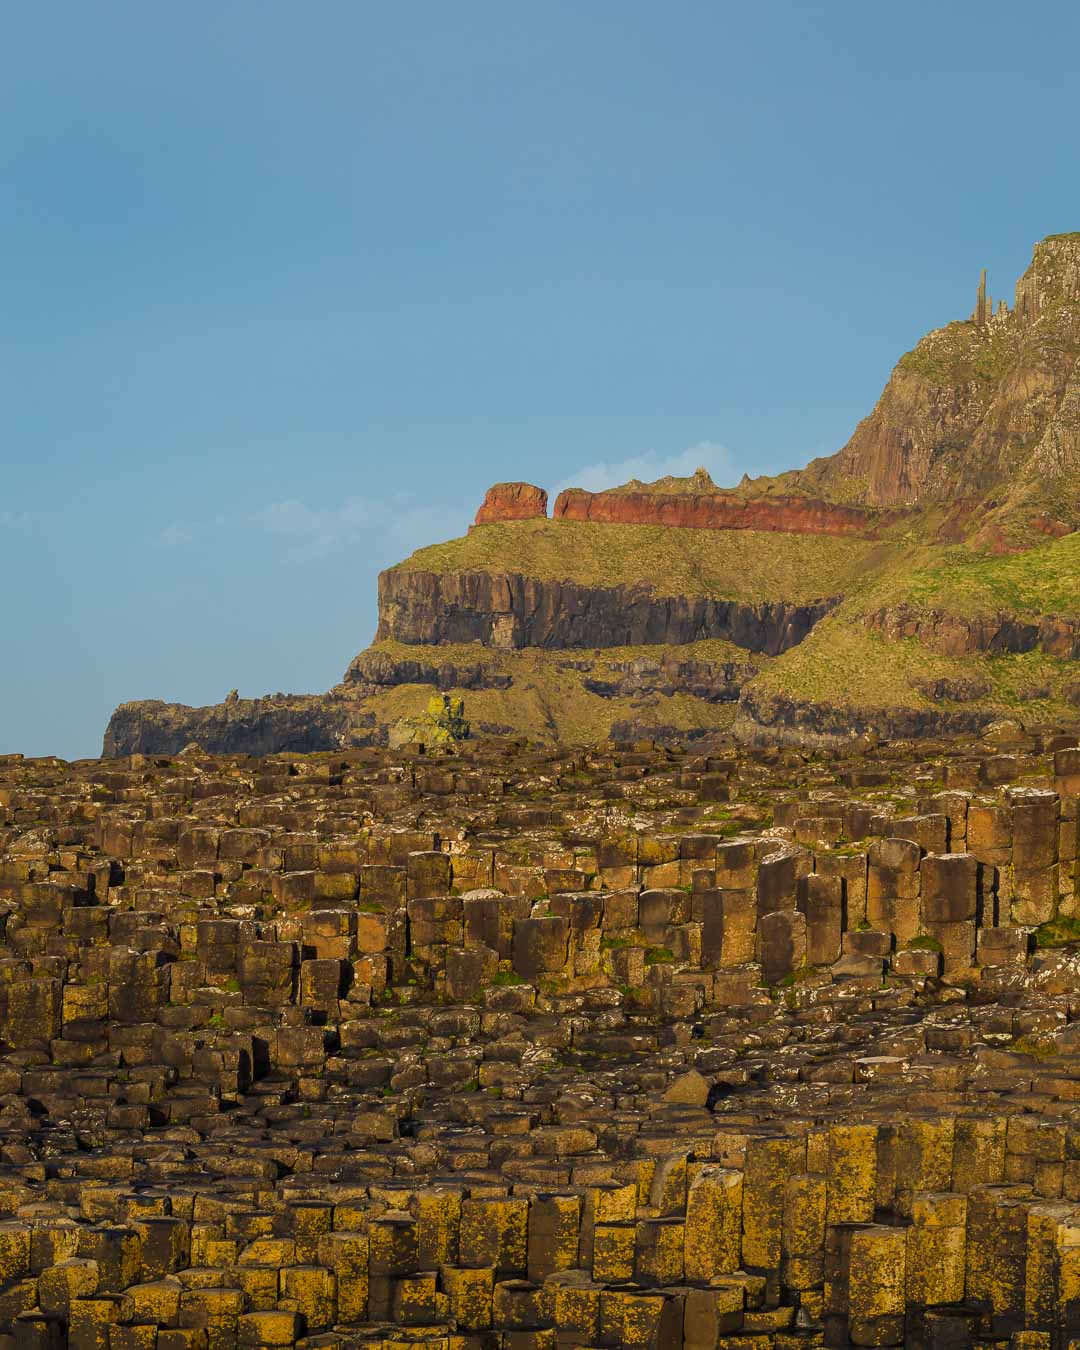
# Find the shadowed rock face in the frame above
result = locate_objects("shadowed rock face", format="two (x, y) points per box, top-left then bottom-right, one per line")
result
(342, 647), (513, 693)
(376, 568), (837, 655)
(102, 696), (372, 757)
(582, 653), (759, 703)
(736, 686), (996, 746)
(553, 486), (896, 536)
(863, 605), (1080, 659)
(473, 481), (548, 524)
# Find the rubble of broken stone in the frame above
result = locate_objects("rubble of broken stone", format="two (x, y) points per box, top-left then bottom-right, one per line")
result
(0, 723), (1078, 1348)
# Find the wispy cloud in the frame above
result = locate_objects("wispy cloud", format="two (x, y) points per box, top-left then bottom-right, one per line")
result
(253, 496), (376, 560)
(155, 492), (473, 564)
(551, 440), (736, 499)
(0, 509), (45, 529)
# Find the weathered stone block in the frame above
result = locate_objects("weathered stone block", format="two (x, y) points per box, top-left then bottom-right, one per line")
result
(759, 909), (807, 985)
(512, 917), (569, 977)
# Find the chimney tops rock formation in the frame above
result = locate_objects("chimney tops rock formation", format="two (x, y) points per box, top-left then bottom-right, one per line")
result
(473, 235), (1080, 542)
(473, 481), (548, 525)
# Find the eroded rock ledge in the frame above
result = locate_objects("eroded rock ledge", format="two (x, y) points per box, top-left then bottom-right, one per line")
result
(102, 695), (373, 757)
(552, 486), (900, 536)
(473, 480), (548, 524)
(864, 604), (1080, 659)
(581, 653), (758, 702)
(341, 648), (513, 694)
(377, 568), (837, 654)
(736, 686), (995, 747)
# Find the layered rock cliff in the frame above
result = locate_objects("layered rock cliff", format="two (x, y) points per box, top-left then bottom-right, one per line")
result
(473, 481), (548, 524)
(862, 605), (1080, 660)
(552, 485), (899, 536)
(102, 234), (1080, 755)
(102, 694), (374, 757)
(375, 567), (836, 655)
(799, 233), (1080, 545)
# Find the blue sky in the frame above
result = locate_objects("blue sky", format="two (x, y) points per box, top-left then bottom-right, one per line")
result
(3, 1), (1078, 758)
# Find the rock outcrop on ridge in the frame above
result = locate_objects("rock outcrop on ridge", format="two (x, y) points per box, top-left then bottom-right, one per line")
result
(375, 568), (837, 654)
(800, 233), (1080, 544)
(104, 235), (1080, 755)
(473, 480), (548, 524)
(553, 483), (900, 537)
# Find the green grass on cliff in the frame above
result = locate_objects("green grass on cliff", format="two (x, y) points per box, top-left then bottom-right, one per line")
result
(364, 635), (757, 668)
(392, 519), (879, 602)
(751, 615), (1077, 716)
(358, 641), (754, 743)
(897, 319), (1018, 388)
(857, 534), (1080, 618)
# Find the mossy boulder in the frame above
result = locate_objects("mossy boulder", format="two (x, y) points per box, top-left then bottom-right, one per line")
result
(389, 693), (469, 750)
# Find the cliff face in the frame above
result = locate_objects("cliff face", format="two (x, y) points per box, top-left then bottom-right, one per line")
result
(474, 481), (548, 524)
(802, 235), (1080, 538)
(376, 568), (836, 656)
(862, 605), (1080, 660)
(735, 686), (996, 747)
(552, 486), (896, 536)
(341, 646), (513, 693)
(102, 696), (373, 757)
(101, 234), (1080, 756)
(581, 653), (758, 703)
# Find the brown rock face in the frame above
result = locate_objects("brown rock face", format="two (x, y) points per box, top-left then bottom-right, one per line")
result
(552, 487), (894, 536)
(736, 686), (995, 746)
(102, 694), (374, 756)
(803, 234), (1080, 531)
(862, 605), (1080, 660)
(474, 481), (548, 525)
(377, 568), (836, 654)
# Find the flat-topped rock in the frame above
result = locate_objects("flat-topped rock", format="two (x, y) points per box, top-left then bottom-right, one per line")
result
(473, 480), (548, 524)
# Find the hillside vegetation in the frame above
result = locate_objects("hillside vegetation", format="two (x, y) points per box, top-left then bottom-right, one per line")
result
(393, 519), (880, 602)
(859, 533), (1080, 618)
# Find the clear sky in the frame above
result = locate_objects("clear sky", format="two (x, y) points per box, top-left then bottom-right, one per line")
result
(3, 1), (1078, 759)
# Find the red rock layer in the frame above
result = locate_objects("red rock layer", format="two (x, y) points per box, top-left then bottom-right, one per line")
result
(474, 482), (548, 525)
(552, 488), (893, 537)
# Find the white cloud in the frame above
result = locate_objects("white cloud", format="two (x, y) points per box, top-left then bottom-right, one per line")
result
(253, 496), (376, 560)
(154, 493), (473, 564)
(551, 440), (736, 499)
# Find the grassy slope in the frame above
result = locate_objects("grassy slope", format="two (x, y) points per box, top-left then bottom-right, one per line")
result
(376, 519), (1079, 737)
(364, 682), (738, 743)
(749, 616), (1077, 717)
(356, 641), (761, 743)
(363, 636), (758, 667)
(854, 532), (1080, 618)
(392, 519), (879, 602)
(743, 532), (1079, 717)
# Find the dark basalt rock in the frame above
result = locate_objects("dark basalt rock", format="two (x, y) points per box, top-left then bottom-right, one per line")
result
(377, 568), (837, 655)
(102, 695), (374, 757)
(582, 654), (759, 703)
(736, 686), (995, 747)
(865, 604), (1080, 659)
(909, 674), (993, 703)
(342, 647), (513, 693)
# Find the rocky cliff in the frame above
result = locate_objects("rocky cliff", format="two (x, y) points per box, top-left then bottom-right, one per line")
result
(102, 694), (374, 757)
(862, 605), (1080, 660)
(375, 567), (836, 654)
(102, 234), (1080, 755)
(799, 233), (1080, 546)
(473, 480), (548, 524)
(553, 485), (898, 536)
